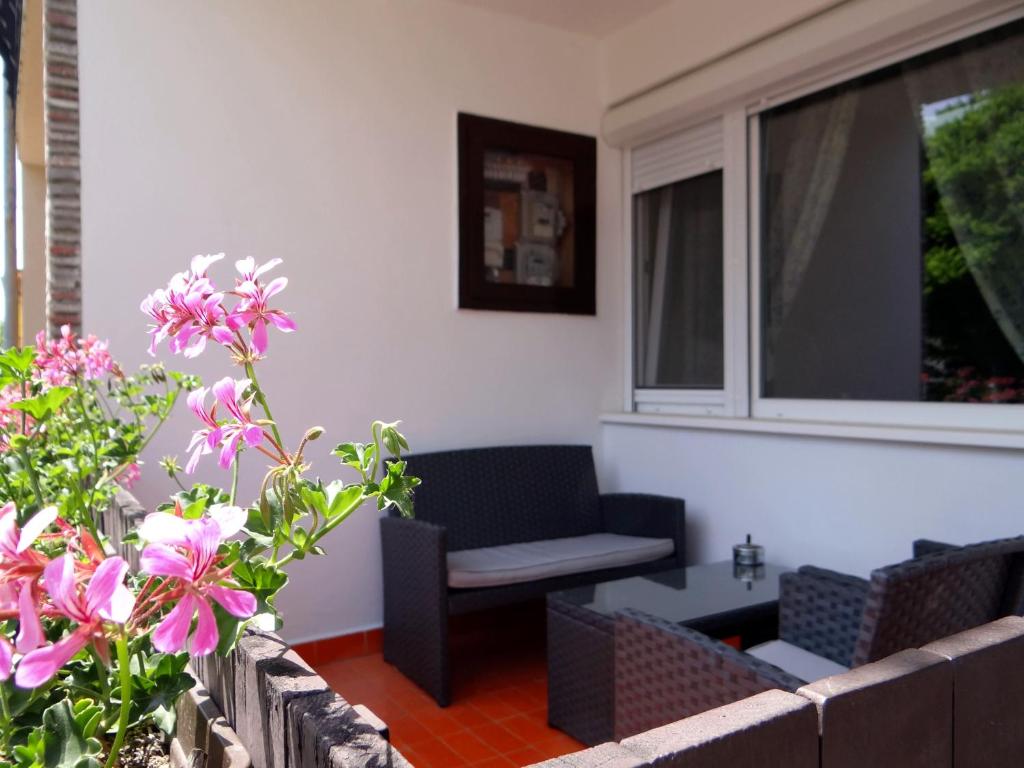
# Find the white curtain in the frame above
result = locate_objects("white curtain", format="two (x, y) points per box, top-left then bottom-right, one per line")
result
(762, 89), (859, 378)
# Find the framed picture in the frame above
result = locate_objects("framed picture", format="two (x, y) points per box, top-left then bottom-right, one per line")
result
(458, 113), (596, 314)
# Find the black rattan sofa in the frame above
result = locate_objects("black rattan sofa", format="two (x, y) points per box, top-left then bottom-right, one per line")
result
(380, 444), (686, 706)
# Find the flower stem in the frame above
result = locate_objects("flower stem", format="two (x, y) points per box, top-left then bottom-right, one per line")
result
(0, 683), (11, 755)
(136, 384), (179, 456)
(230, 457), (240, 505)
(244, 363), (284, 448)
(103, 636), (132, 768)
(88, 647), (111, 699)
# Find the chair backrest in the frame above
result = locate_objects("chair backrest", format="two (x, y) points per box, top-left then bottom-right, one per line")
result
(397, 445), (601, 551)
(852, 536), (1024, 667)
(615, 609), (804, 740)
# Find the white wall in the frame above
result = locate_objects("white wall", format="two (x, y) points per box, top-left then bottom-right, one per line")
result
(78, 0), (621, 642)
(600, 425), (1024, 577)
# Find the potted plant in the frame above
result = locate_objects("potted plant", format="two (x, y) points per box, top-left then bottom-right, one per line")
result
(0, 255), (417, 768)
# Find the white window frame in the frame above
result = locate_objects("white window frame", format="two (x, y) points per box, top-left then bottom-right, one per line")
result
(626, 114), (749, 417)
(624, 3), (1024, 437)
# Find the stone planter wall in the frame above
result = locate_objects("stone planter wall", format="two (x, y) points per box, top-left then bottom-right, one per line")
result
(192, 629), (410, 768)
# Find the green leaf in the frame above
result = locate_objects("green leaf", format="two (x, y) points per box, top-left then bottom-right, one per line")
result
(299, 484), (328, 517)
(378, 461), (420, 519)
(325, 482), (365, 521)
(333, 442), (375, 475)
(11, 387), (74, 421)
(213, 602), (244, 656)
(151, 704), (177, 735)
(71, 699), (103, 740)
(0, 347), (38, 379)
(41, 700), (102, 768)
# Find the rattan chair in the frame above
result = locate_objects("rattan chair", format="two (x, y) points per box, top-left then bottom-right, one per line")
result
(381, 445), (686, 706)
(614, 535), (1024, 738)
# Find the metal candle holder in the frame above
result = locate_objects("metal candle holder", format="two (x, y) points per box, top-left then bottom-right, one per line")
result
(733, 534), (765, 588)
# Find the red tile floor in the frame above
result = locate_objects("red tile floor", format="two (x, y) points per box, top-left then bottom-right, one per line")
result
(311, 602), (586, 767)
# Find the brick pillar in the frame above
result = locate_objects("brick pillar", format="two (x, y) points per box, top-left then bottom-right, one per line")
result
(42, 0), (80, 337)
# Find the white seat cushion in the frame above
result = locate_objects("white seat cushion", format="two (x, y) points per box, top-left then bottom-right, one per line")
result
(746, 639), (849, 683)
(446, 533), (675, 589)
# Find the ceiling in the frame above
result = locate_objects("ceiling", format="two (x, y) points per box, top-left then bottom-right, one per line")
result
(448, 0), (672, 38)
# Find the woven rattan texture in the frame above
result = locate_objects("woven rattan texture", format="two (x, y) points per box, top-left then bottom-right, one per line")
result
(380, 517), (451, 705)
(547, 593), (616, 633)
(613, 610), (804, 740)
(853, 540), (1024, 666)
(601, 494), (687, 564)
(448, 557), (677, 616)
(400, 445), (601, 551)
(547, 601), (616, 746)
(779, 566), (869, 667)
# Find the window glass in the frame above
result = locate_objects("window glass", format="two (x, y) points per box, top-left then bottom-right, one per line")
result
(634, 171), (724, 389)
(761, 20), (1024, 403)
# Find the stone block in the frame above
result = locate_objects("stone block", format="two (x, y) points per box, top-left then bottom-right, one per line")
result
(922, 616), (1024, 768)
(233, 630), (332, 768)
(797, 648), (952, 768)
(620, 689), (817, 768)
(289, 692), (412, 768)
(525, 742), (647, 767)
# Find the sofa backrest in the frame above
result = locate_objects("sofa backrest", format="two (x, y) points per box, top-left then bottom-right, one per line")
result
(853, 536), (1024, 667)
(398, 445), (601, 551)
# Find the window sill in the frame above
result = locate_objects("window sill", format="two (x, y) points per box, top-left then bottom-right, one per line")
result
(600, 412), (1024, 450)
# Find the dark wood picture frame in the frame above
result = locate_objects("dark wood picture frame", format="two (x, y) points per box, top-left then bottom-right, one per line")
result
(458, 113), (596, 314)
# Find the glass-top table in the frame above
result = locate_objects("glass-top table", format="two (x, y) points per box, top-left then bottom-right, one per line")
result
(553, 560), (788, 627)
(546, 561), (789, 746)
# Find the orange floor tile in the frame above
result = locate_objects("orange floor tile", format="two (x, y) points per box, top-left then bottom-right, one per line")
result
(313, 602), (586, 768)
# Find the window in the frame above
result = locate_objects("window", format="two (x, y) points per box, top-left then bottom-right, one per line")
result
(759, 19), (1024, 407)
(626, 11), (1024, 436)
(634, 171), (723, 390)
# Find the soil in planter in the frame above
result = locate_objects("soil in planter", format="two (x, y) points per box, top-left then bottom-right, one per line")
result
(99, 725), (170, 768)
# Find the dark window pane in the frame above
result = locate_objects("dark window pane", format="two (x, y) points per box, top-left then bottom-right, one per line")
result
(634, 171), (723, 389)
(761, 19), (1024, 403)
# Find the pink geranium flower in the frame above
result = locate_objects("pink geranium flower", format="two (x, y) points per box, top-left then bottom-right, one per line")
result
(115, 462), (142, 490)
(185, 377), (266, 473)
(211, 377), (265, 469)
(0, 634), (11, 681)
(227, 258), (296, 355)
(142, 253), (234, 358)
(139, 507), (256, 656)
(15, 555), (135, 688)
(184, 386), (223, 474)
(34, 325), (114, 386)
(0, 503), (57, 653)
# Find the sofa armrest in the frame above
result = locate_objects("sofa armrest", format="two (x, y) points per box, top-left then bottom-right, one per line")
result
(600, 493), (686, 567)
(778, 566), (869, 668)
(614, 608), (804, 738)
(380, 516), (452, 705)
(912, 538), (958, 558)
